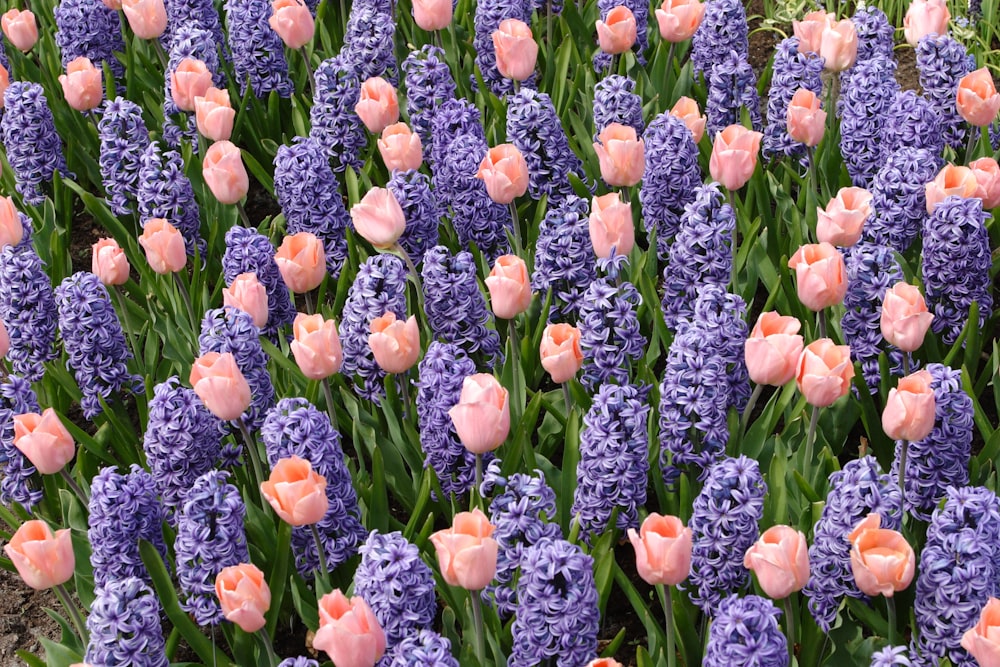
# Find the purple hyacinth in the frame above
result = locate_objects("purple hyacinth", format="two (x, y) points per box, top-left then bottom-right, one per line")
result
(763, 37), (824, 160)
(578, 275), (646, 390)
(401, 45), (457, 153)
(922, 195), (992, 345)
(162, 27), (226, 147)
(137, 141), (204, 257)
(706, 51), (763, 136)
(864, 147), (939, 252)
(852, 6), (895, 64)
(422, 246), (502, 368)
(85, 577), (168, 667)
(339, 254), (409, 400)
(531, 195), (597, 322)
(593, 0), (649, 71)
(389, 630), (459, 667)
(279, 659), (319, 667)
(872, 647), (911, 667)
(310, 55), (367, 172)
(98, 97), (152, 216)
(688, 456), (766, 613)
(354, 531), (436, 665)
(880, 90), (945, 160)
(54, 0), (124, 78)
(803, 456), (902, 632)
(0, 376), (42, 511)
(164, 0), (226, 52)
(175, 470), (250, 625)
(260, 398), (366, 574)
(509, 538), (599, 666)
(839, 58), (900, 188)
(342, 1), (397, 84)
(572, 382), (650, 540)
(684, 285), (750, 410)
(917, 34), (974, 151)
(592, 75), (644, 137)
(640, 111), (702, 260)
(388, 169), (441, 265)
(506, 88), (586, 205)
(88, 464), (168, 589)
(1, 82), (70, 206)
(222, 226), (297, 340)
(224, 0), (292, 97)
(892, 364), (973, 520)
(483, 463), (563, 618)
(691, 0), (749, 77)
(703, 595), (788, 667)
(274, 136), (350, 277)
(0, 244), (58, 383)
(429, 98), (486, 171)
(841, 243), (905, 394)
(911, 486), (1000, 667)
(473, 0), (533, 97)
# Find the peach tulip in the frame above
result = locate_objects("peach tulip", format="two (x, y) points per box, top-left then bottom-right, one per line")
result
(194, 87), (235, 142)
(430, 508), (499, 590)
(709, 124), (763, 191)
(215, 563), (271, 633)
(122, 0), (167, 38)
(412, 0), (452, 30)
(0, 63), (9, 108)
(170, 58), (213, 113)
(882, 370), (936, 442)
(816, 187), (872, 247)
(903, 0), (950, 46)
(957, 68), (1000, 127)
(670, 96), (707, 143)
(596, 6), (637, 55)
(223, 273), (269, 328)
(313, 590), (386, 667)
(788, 242), (847, 311)
(594, 123), (645, 187)
(0, 196), (24, 248)
(485, 255), (532, 320)
(4, 520), (74, 590)
(139, 218), (187, 274)
(13, 409), (75, 475)
(970, 157), (1000, 209)
(627, 513), (693, 586)
(540, 323), (583, 384)
(796, 338), (854, 407)
(275, 232), (326, 293)
(269, 0), (314, 49)
(586, 661), (624, 667)
(368, 312), (420, 374)
(1, 9), (37, 52)
(589, 192), (634, 259)
(203, 140), (249, 205)
(92, 238), (129, 286)
(880, 282), (933, 353)
(377, 122), (423, 172)
(925, 163), (979, 213)
(744, 311), (804, 386)
(847, 513), (915, 597)
(190, 352), (253, 421)
(102, 0), (123, 8)
(0, 320), (9, 359)
(792, 10), (832, 56)
(260, 455), (329, 526)
(492, 19), (537, 82)
(350, 187), (407, 249)
(786, 88), (826, 147)
(59, 57), (103, 112)
(744, 525), (810, 599)
(655, 0), (705, 42)
(291, 313), (343, 379)
(961, 598), (1000, 667)
(355, 77), (399, 135)
(819, 18), (858, 72)
(477, 144), (530, 204)
(449, 374), (510, 454)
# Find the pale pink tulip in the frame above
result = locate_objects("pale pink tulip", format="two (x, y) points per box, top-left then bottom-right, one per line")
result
(355, 77), (399, 134)
(816, 187), (872, 246)
(377, 123), (423, 172)
(796, 338), (854, 407)
(925, 163), (979, 213)
(744, 311), (804, 386)
(744, 525), (810, 599)
(539, 323), (583, 384)
(260, 455), (329, 526)
(594, 123), (645, 187)
(492, 19), (537, 82)
(59, 57), (103, 112)
(709, 124), (763, 191)
(847, 514), (915, 597)
(655, 0), (705, 42)
(627, 514), (693, 586)
(589, 192), (634, 259)
(477, 144), (529, 204)
(190, 352), (253, 421)
(449, 374), (510, 454)
(903, 0), (950, 46)
(485, 255), (532, 320)
(882, 370), (936, 442)
(430, 508), (499, 590)
(350, 187), (407, 249)
(596, 5), (637, 55)
(4, 520), (74, 590)
(786, 88), (826, 147)
(880, 282), (933, 353)
(368, 312), (420, 374)
(269, 0), (314, 49)
(788, 242), (847, 311)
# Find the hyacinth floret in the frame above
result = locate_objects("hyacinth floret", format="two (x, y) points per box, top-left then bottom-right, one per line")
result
(278, 659), (319, 667)
(98, 97), (152, 216)
(852, 6), (895, 64)
(592, 75), (644, 138)
(922, 195), (992, 345)
(401, 45), (458, 152)
(0, 376), (42, 511)
(640, 111), (701, 259)
(872, 647), (911, 667)
(0, 244), (58, 383)
(703, 595), (788, 667)
(54, 0), (125, 78)
(593, 0), (649, 71)
(162, 27), (226, 147)
(163, 0), (226, 53)
(310, 55), (367, 172)
(224, 0), (293, 97)
(1, 82), (70, 206)
(688, 456), (766, 613)
(428, 98), (485, 178)
(342, 1), (397, 84)
(509, 537), (599, 666)
(531, 195), (597, 322)
(473, 0), (533, 97)
(880, 90), (945, 160)
(691, 0), (749, 77)
(222, 225), (297, 340)
(683, 286), (750, 409)
(763, 37), (824, 160)
(578, 275), (646, 389)
(917, 33), (974, 150)
(838, 58), (900, 188)
(706, 50), (762, 136)
(175, 470), (250, 625)
(389, 630), (459, 667)
(84, 577), (169, 667)
(137, 141), (204, 257)
(865, 146), (939, 252)
(388, 169), (441, 265)
(803, 456), (902, 632)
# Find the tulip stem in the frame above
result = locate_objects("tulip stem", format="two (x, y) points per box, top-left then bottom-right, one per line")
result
(299, 47), (315, 97)
(475, 454), (483, 502)
(739, 383), (764, 444)
(173, 271), (198, 334)
(400, 371), (411, 422)
(508, 201), (523, 255)
(886, 595), (898, 645)
(237, 200), (252, 227)
(113, 287), (140, 368)
(470, 589), (486, 664)
(260, 627), (280, 667)
(392, 244), (425, 314)
(561, 381), (572, 415)
(897, 438), (909, 514)
(54, 583), (88, 642)
(783, 596), (796, 663)
(966, 125), (979, 162)
(807, 146), (822, 220)
(818, 309), (827, 339)
(507, 319), (522, 425)
(60, 468), (89, 505)
(310, 522), (329, 580)
(304, 289), (315, 315)
(237, 418), (267, 505)
(658, 584), (677, 667)
(805, 404), (819, 466)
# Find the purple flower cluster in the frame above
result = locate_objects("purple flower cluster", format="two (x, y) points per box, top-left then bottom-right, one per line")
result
(640, 111), (701, 260)
(98, 97), (152, 216)
(872, 647), (911, 667)
(509, 538), (599, 666)
(917, 34), (974, 151)
(922, 195), (992, 345)
(261, 398), (366, 574)
(865, 147), (939, 252)
(137, 141), (204, 257)
(839, 58), (900, 188)
(224, 0), (292, 97)
(593, 0), (648, 71)
(683, 286), (750, 409)
(578, 276), (646, 389)
(880, 90), (944, 160)
(763, 37), (824, 160)
(278, 659), (319, 667)
(472, 0), (533, 96)
(401, 45), (457, 152)
(0, 244), (58, 382)
(852, 6), (895, 64)
(803, 456), (902, 632)
(703, 595), (788, 667)
(162, 27), (226, 147)
(429, 98), (485, 170)
(342, 0), (397, 84)
(54, 0), (124, 78)
(688, 456), (765, 613)
(593, 75), (644, 137)
(1, 82), (70, 205)
(691, 0), (749, 77)
(706, 51), (762, 136)
(531, 195), (597, 322)
(175, 470), (250, 625)
(388, 169), (441, 265)
(164, 0), (226, 51)
(222, 226), (297, 340)
(0, 376), (42, 511)
(310, 55), (366, 172)
(85, 577), (168, 667)
(388, 631), (459, 667)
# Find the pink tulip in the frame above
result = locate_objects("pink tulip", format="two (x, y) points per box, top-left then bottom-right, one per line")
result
(170, 58), (213, 113)
(261, 456), (329, 526)
(91, 238), (130, 287)
(709, 124), (763, 191)
(215, 563), (271, 633)
(627, 513), (693, 586)
(412, 0), (452, 30)
(122, 0), (167, 38)
(961, 597), (1000, 667)
(223, 273), (269, 328)
(275, 232), (326, 293)
(847, 513), (915, 597)
(882, 370), (936, 442)
(203, 140), (249, 205)
(792, 10), (832, 56)
(355, 77), (400, 134)
(59, 57), (103, 112)
(957, 68), (1000, 127)
(594, 123), (645, 187)
(4, 520), (74, 590)
(190, 351), (253, 421)
(670, 96), (707, 143)
(350, 187), (407, 249)
(195, 87), (235, 142)
(449, 374), (510, 454)
(743, 525), (810, 599)
(819, 18), (858, 72)
(0, 320), (9, 359)
(744, 311), (804, 386)
(0, 63), (9, 109)
(796, 338), (854, 407)
(13, 409), (76, 475)
(477, 144), (530, 204)
(430, 508), (499, 590)
(0, 196), (24, 248)
(291, 313), (343, 379)
(589, 192), (634, 259)
(540, 323), (583, 384)
(655, 0), (705, 42)
(925, 163), (979, 213)
(313, 590), (386, 667)
(587, 660), (624, 667)
(816, 186), (872, 247)
(493, 19), (537, 82)
(269, 0), (314, 49)
(970, 157), (1000, 209)
(102, 0), (123, 8)
(485, 255), (532, 320)
(880, 282), (933, 353)
(139, 218), (187, 274)
(786, 88), (826, 147)
(368, 312), (420, 374)
(377, 122), (423, 172)
(596, 5), (637, 55)
(903, 0), (950, 46)
(1, 9), (37, 52)
(787, 242), (847, 311)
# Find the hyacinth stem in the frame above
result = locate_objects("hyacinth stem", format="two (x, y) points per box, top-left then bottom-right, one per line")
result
(660, 584), (677, 667)
(173, 271), (198, 334)
(260, 627), (280, 667)
(237, 200), (252, 228)
(886, 595), (898, 645)
(310, 522), (329, 580)
(739, 383), (764, 442)
(508, 201), (523, 255)
(805, 404), (820, 465)
(298, 47), (315, 96)
(783, 596), (796, 662)
(60, 468), (89, 505)
(561, 381), (572, 415)
(237, 418), (266, 501)
(470, 589), (487, 664)
(54, 583), (88, 642)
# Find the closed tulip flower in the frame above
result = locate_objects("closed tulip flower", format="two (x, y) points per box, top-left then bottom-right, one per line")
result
(139, 218), (187, 274)
(670, 96), (707, 143)
(540, 323), (583, 384)
(587, 661), (624, 667)
(202, 141), (249, 205)
(786, 88), (826, 147)
(796, 338), (854, 407)
(291, 313), (343, 379)
(655, 0), (705, 42)
(0, 63), (9, 108)
(170, 58), (213, 113)
(223, 273), (269, 328)
(260, 455), (329, 526)
(709, 124), (763, 191)
(970, 157), (1000, 209)
(190, 352), (253, 421)
(91, 238), (129, 286)
(816, 187), (872, 247)
(493, 19), (537, 82)
(903, 0), (950, 46)
(355, 77), (399, 135)
(627, 513), (693, 586)
(744, 311), (804, 386)
(449, 374), (510, 454)
(350, 187), (407, 250)
(194, 87), (235, 142)
(13, 409), (75, 475)
(59, 57), (103, 112)
(819, 18), (858, 72)
(215, 563), (271, 633)
(0, 196), (24, 248)
(275, 232), (326, 293)
(102, 0), (122, 8)
(925, 163), (979, 213)
(743, 525), (810, 599)
(788, 242), (847, 311)
(368, 312), (420, 374)
(313, 590), (386, 667)
(122, 0), (167, 38)
(880, 282), (933, 352)
(589, 192), (634, 259)
(1, 9), (37, 52)
(477, 144), (529, 204)
(961, 597), (1000, 667)
(485, 255), (532, 320)
(412, 0), (452, 30)
(882, 370), (935, 442)
(957, 68), (1000, 127)
(269, 0), (314, 49)
(596, 5), (637, 55)
(847, 513), (915, 597)
(377, 122), (423, 172)
(0, 320), (9, 359)
(430, 508), (499, 590)
(594, 123), (645, 187)
(792, 10), (832, 56)
(4, 520), (74, 590)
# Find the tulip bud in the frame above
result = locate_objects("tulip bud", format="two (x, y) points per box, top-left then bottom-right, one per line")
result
(203, 141), (250, 205)
(492, 19), (537, 82)
(816, 187), (872, 247)
(121, 0), (167, 40)
(961, 597), (1000, 667)
(925, 163), (979, 213)
(91, 238), (130, 287)
(269, 0), (314, 49)
(903, 0), (950, 47)
(274, 232), (326, 293)
(787, 242), (847, 311)
(819, 18), (858, 72)
(171, 58), (214, 113)
(485, 255), (532, 320)
(139, 218), (187, 274)
(190, 351), (253, 421)
(313, 591), (386, 667)
(596, 5), (637, 55)
(744, 312), (804, 386)
(368, 312), (420, 374)
(59, 57), (103, 112)
(970, 157), (1000, 209)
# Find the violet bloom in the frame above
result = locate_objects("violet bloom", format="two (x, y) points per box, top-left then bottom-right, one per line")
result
(706, 50), (762, 136)
(388, 169), (441, 266)
(839, 58), (900, 188)
(763, 37), (824, 161)
(593, 0), (649, 71)
(641, 111), (701, 260)
(703, 595), (788, 667)
(871, 647), (911, 667)
(85, 577), (168, 667)
(691, 0), (749, 77)
(162, 27), (226, 148)
(278, 659), (320, 667)
(429, 98), (486, 171)
(473, 0), (533, 97)
(163, 0), (226, 53)
(137, 141), (204, 257)
(310, 55), (366, 172)
(532, 195), (597, 322)
(865, 146), (939, 252)
(1, 82), (70, 206)
(578, 274), (645, 390)
(917, 33), (974, 151)
(389, 630), (459, 667)
(593, 75), (644, 138)
(342, 0), (397, 84)
(222, 226), (297, 341)
(54, 0), (124, 78)
(0, 244), (58, 383)
(224, 0), (292, 97)
(98, 97), (152, 216)
(880, 90), (944, 160)
(852, 5), (895, 64)
(401, 45), (458, 153)
(0, 375), (42, 511)
(684, 284), (750, 411)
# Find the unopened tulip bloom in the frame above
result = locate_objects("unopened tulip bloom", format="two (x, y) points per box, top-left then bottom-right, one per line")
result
(291, 313), (343, 379)
(91, 238), (130, 286)
(350, 187), (407, 249)
(377, 122), (423, 172)
(880, 282), (933, 352)
(194, 87), (235, 142)
(792, 10), (832, 55)
(170, 58), (213, 113)
(744, 312), (804, 386)
(589, 192), (634, 259)
(139, 218), (187, 274)
(59, 57), (103, 112)
(655, 0), (705, 42)
(903, 0), (950, 46)
(786, 88), (826, 147)
(961, 597), (1000, 667)
(957, 68), (1000, 127)
(586, 661), (624, 667)
(1, 9), (37, 52)
(796, 338), (854, 407)
(970, 157), (1000, 208)
(596, 5), (637, 55)
(269, 0), (314, 49)
(669, 96), (706, 143)
(4, 520), (74, 590)
(412, 0), (452, 30)
(260, 455), (328, 526)
(102, 0), (122, 8)
(368, 312), (420, 374)
(0, 196), (23, 248)
(925, 163), (979, 213)
(203, 141), (249, 205)
(882, 370), (935, 442)
(355, 77), (399, 135)
(485, 255), (532, 319)
(122, 0), (167, 38)
(13, 409), (75, 475)
(477, 144), (529, 204)
(627, 513), (693, 586)
(313, 590), (386, 667)
(190, 351), (253, 421)
(275, 232), (326, 293)
(539, 323), (583, 384)
(449, 374), (510, 454)
(788, 242), (847, 311)
(847, 513), (915, 597)
(215, 563), (271, 633)
(819, 18), (858, 72)
(0, 64), (9, 108)
(744, 525), (810, 599)
(0, 320), (9, 359)
(493, 19), (537, 82)
(816, 187), (872, 246)
(709, 124), (763, 191)
(430, 508), (499, 590)
(594, 123), (645, 187)
(223, 273), (269, 328)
